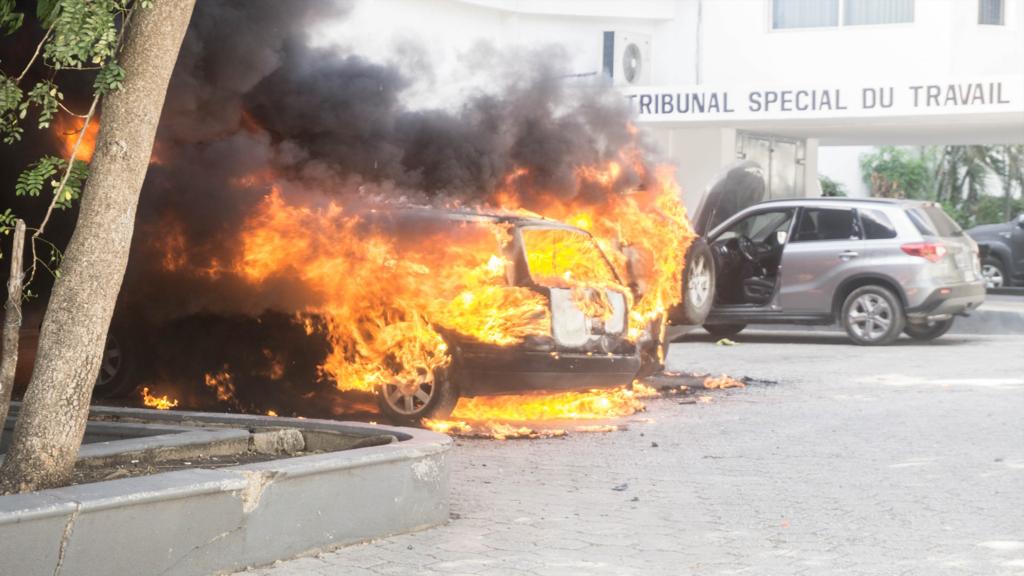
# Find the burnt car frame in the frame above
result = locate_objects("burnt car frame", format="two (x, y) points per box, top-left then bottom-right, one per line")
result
(7, 208), (656, 426)
(367, 208), (645, 425)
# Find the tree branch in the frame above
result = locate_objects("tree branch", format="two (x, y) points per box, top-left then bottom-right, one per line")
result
(26, 95), (100, 288)
(15, 24), (55, 85)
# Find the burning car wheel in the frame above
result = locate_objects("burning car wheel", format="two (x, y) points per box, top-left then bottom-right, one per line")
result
(377, 368), (459, 427)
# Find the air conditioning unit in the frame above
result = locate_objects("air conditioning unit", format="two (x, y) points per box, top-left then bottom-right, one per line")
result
(602, 31), (651, 86)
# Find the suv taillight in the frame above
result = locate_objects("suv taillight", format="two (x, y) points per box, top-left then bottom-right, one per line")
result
(901, 242), (947, 263)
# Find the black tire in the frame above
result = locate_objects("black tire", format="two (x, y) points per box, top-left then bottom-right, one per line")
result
(92, 330), (138, 398)
(904, 318), (954, 341)
(669, 238), (715, 326)
(840, 285), (905, 346)
(981, 256), (1007, 288)
(377, 366), (460, 427)
(703, 323), (746, 340)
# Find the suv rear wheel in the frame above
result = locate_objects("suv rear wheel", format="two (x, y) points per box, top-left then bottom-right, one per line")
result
(377, 367), (460, 427)
(904, 318), (954, 341)
(840, 285), (905, 346)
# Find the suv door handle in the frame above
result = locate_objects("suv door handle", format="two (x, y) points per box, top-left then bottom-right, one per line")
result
(839, 250), (859, 260)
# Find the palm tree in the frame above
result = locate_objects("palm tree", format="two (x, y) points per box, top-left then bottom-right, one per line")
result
(933, 145), (1000, 227)
(993, 145), (1024, 221)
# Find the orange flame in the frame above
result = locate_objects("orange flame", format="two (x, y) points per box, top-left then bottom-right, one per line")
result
(703, 374), (745, 389)
(148, 123), (698, 431)
(205, 367), (237, 403)
(141, 387), (179, 410)
(53, 115), (98, 162)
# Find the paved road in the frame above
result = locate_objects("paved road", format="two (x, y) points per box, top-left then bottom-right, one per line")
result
(237, 331), (1024, 576)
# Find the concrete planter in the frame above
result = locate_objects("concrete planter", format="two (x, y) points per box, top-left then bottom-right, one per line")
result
(0, 407), (451, 576)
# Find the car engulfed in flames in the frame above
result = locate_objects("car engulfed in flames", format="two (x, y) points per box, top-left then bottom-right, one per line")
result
(118, 133), (697, 432)
(229, 190), (677, 426)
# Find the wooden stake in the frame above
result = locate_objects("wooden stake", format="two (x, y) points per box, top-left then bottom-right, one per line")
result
(0, 219), (27, 447)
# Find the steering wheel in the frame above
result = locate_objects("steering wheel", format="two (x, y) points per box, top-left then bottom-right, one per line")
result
(736, 235), (757, 262)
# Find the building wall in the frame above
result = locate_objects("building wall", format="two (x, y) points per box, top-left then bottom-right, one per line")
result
(698, 0), (1024, 84)
(320, 0), (1024, 208)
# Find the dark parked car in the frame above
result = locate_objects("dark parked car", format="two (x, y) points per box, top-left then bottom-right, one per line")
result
(967, 214), (1024, 288)
(669, 162), (986, 345)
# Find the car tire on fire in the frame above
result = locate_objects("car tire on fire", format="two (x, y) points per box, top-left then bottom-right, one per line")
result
(377, 365), (460, 427)
(669, 238), (715, 326)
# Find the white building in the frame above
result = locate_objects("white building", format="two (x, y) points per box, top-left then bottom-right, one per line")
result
(331, 0), (1024, 209)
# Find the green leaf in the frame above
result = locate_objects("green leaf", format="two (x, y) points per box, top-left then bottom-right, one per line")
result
(0, 0), (24, 35)
(44, 0), (120, 69)
(21, 80), (62, 130)
(94, 61), (125, 95)
(36, 0), (60, 28)
(14, 155), (89, 209)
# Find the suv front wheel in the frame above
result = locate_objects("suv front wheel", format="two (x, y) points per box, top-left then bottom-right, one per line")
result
(840, 285), (905, 346)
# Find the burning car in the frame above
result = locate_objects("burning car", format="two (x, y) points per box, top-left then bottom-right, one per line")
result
(332, 207), (644, 425)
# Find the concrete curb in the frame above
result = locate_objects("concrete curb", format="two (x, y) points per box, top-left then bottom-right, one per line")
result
(0, 407), (452, 576)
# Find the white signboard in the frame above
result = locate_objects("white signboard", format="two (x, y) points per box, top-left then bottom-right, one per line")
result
(621, 77), (1024, 123)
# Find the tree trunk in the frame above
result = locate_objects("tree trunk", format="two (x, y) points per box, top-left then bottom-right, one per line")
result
(0, 0), (195, 493)
(0, 219), (26, 447)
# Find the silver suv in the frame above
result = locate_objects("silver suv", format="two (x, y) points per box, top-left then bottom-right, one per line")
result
(671, 162), (987, 345)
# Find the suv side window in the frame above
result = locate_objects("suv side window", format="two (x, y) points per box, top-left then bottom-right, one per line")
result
(718, 210), (794, 243)
(793, 208), (861, 242)
(858, 208), (898, 239)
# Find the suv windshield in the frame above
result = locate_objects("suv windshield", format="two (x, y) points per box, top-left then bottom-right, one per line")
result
(520, 227), (618, 288)
(906, 205), (963, 237)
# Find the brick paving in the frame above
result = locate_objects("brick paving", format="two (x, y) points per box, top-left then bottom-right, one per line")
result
(235, 331), (1024, 576)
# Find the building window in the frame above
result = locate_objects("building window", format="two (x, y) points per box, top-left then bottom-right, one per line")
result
(772, 0), (839, 29)
(844, 0), (914, 26)
(772, 0), (915, 29)
(979, 0), (1005, 24)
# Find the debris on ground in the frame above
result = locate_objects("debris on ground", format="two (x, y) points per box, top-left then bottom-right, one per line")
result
(715, 338), (737, 346)
(703, 374), (746, 389)
(612, 483), (629, 491)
